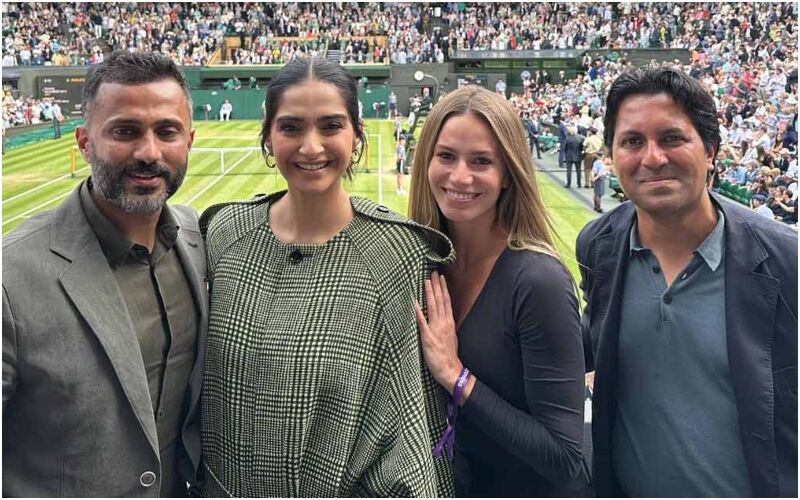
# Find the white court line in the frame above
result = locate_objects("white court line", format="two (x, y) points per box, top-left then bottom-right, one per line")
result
(5, 150), (254, 227)
(184, 150), (254, 206)
(3, 191), (71, 226)
(3, 166), (90, 204)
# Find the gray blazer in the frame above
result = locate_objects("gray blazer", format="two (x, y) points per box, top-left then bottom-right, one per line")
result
(2, 181), (208, 497)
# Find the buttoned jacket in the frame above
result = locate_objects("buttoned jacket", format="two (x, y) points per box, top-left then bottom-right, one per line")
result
(2, 181), (208, 497)
(576, 192), (797, 497)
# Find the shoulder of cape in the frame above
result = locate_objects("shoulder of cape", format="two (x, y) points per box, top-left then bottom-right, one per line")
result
(349, 196), (454, 264)
(198, 191), (274, 237)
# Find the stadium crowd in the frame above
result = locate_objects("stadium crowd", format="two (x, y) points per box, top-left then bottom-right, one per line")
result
(2, 2), (797, 66)
(2, 2), (797, 223)
(500, 2), (797, 225)
(2, 93), (61, 128)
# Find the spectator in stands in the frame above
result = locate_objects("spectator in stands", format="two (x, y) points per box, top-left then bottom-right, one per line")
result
(726, 161), (748, 185)
(774, 188), (798, 224)
(751, 194), (775, 219)
(786, 151), (798, 178)
(409, 84), (590, 497)
(222, 77), (242, 91)
(2, 50), (16, 66)
(777, 148), (793, 172)
(199, 57), (453, 497)
(578, 67), (797, 498)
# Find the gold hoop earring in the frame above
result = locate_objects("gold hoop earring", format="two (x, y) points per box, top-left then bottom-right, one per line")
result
(264, 149), (276, 169)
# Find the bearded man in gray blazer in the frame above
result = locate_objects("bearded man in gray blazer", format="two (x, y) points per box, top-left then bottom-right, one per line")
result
(3, 51), (207, 497)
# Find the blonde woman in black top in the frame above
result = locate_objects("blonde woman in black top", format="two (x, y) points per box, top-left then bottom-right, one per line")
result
(409, 86), (591, 497)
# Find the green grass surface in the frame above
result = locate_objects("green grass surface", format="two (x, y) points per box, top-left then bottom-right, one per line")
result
(2, 119), (594, 279)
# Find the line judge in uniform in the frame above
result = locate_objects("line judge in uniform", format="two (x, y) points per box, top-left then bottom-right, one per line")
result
(2, 51), (207, 497)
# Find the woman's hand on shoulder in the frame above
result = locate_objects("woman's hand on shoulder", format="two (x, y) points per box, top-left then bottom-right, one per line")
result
(414, 271), (463, 391)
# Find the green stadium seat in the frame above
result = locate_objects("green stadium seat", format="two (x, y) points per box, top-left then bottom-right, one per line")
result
(737, 186), (751, 204)
(720, 180), (739, 202)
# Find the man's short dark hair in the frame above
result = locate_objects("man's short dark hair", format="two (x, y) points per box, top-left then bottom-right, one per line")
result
(603, 67), (720, 159)
(82, 51), (192, 119)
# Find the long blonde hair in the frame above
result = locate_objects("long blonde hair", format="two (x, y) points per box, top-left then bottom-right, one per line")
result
(408, 86), (561, 260)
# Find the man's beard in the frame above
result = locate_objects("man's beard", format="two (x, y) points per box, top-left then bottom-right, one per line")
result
(89, 152), (187, 214)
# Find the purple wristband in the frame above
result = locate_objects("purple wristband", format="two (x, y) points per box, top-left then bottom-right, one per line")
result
(433, 367), (471, 461)
(452, 367), (471, 406)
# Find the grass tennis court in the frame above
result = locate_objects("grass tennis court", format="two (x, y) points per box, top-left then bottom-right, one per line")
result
(1, 119), (594, 279)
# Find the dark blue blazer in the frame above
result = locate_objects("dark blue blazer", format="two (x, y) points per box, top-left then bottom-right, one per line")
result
(576, 192), (797, 498)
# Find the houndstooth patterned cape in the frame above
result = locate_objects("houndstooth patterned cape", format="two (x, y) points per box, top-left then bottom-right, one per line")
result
(199, 192), (455, 497)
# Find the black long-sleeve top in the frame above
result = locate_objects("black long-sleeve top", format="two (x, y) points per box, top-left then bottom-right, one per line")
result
(453, 248), (589, 497)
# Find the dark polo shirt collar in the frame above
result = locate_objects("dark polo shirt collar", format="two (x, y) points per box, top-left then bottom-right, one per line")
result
(80, 178), (179, 265)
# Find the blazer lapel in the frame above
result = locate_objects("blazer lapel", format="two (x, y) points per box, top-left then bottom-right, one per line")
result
(174, 233), (207, 347)
(51, 184), (159, 456)
(593, 210), (635, 394)
(172, 211), (208, 474)
(723, 206), (780, 497)
(589, 208), (634, 496)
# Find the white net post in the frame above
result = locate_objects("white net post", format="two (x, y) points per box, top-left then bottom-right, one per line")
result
(371, 133), (383, 206)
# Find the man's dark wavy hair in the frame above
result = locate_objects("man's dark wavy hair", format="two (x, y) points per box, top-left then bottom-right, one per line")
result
(603, 67), (721, 158)
(82, 51), (192, 119)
